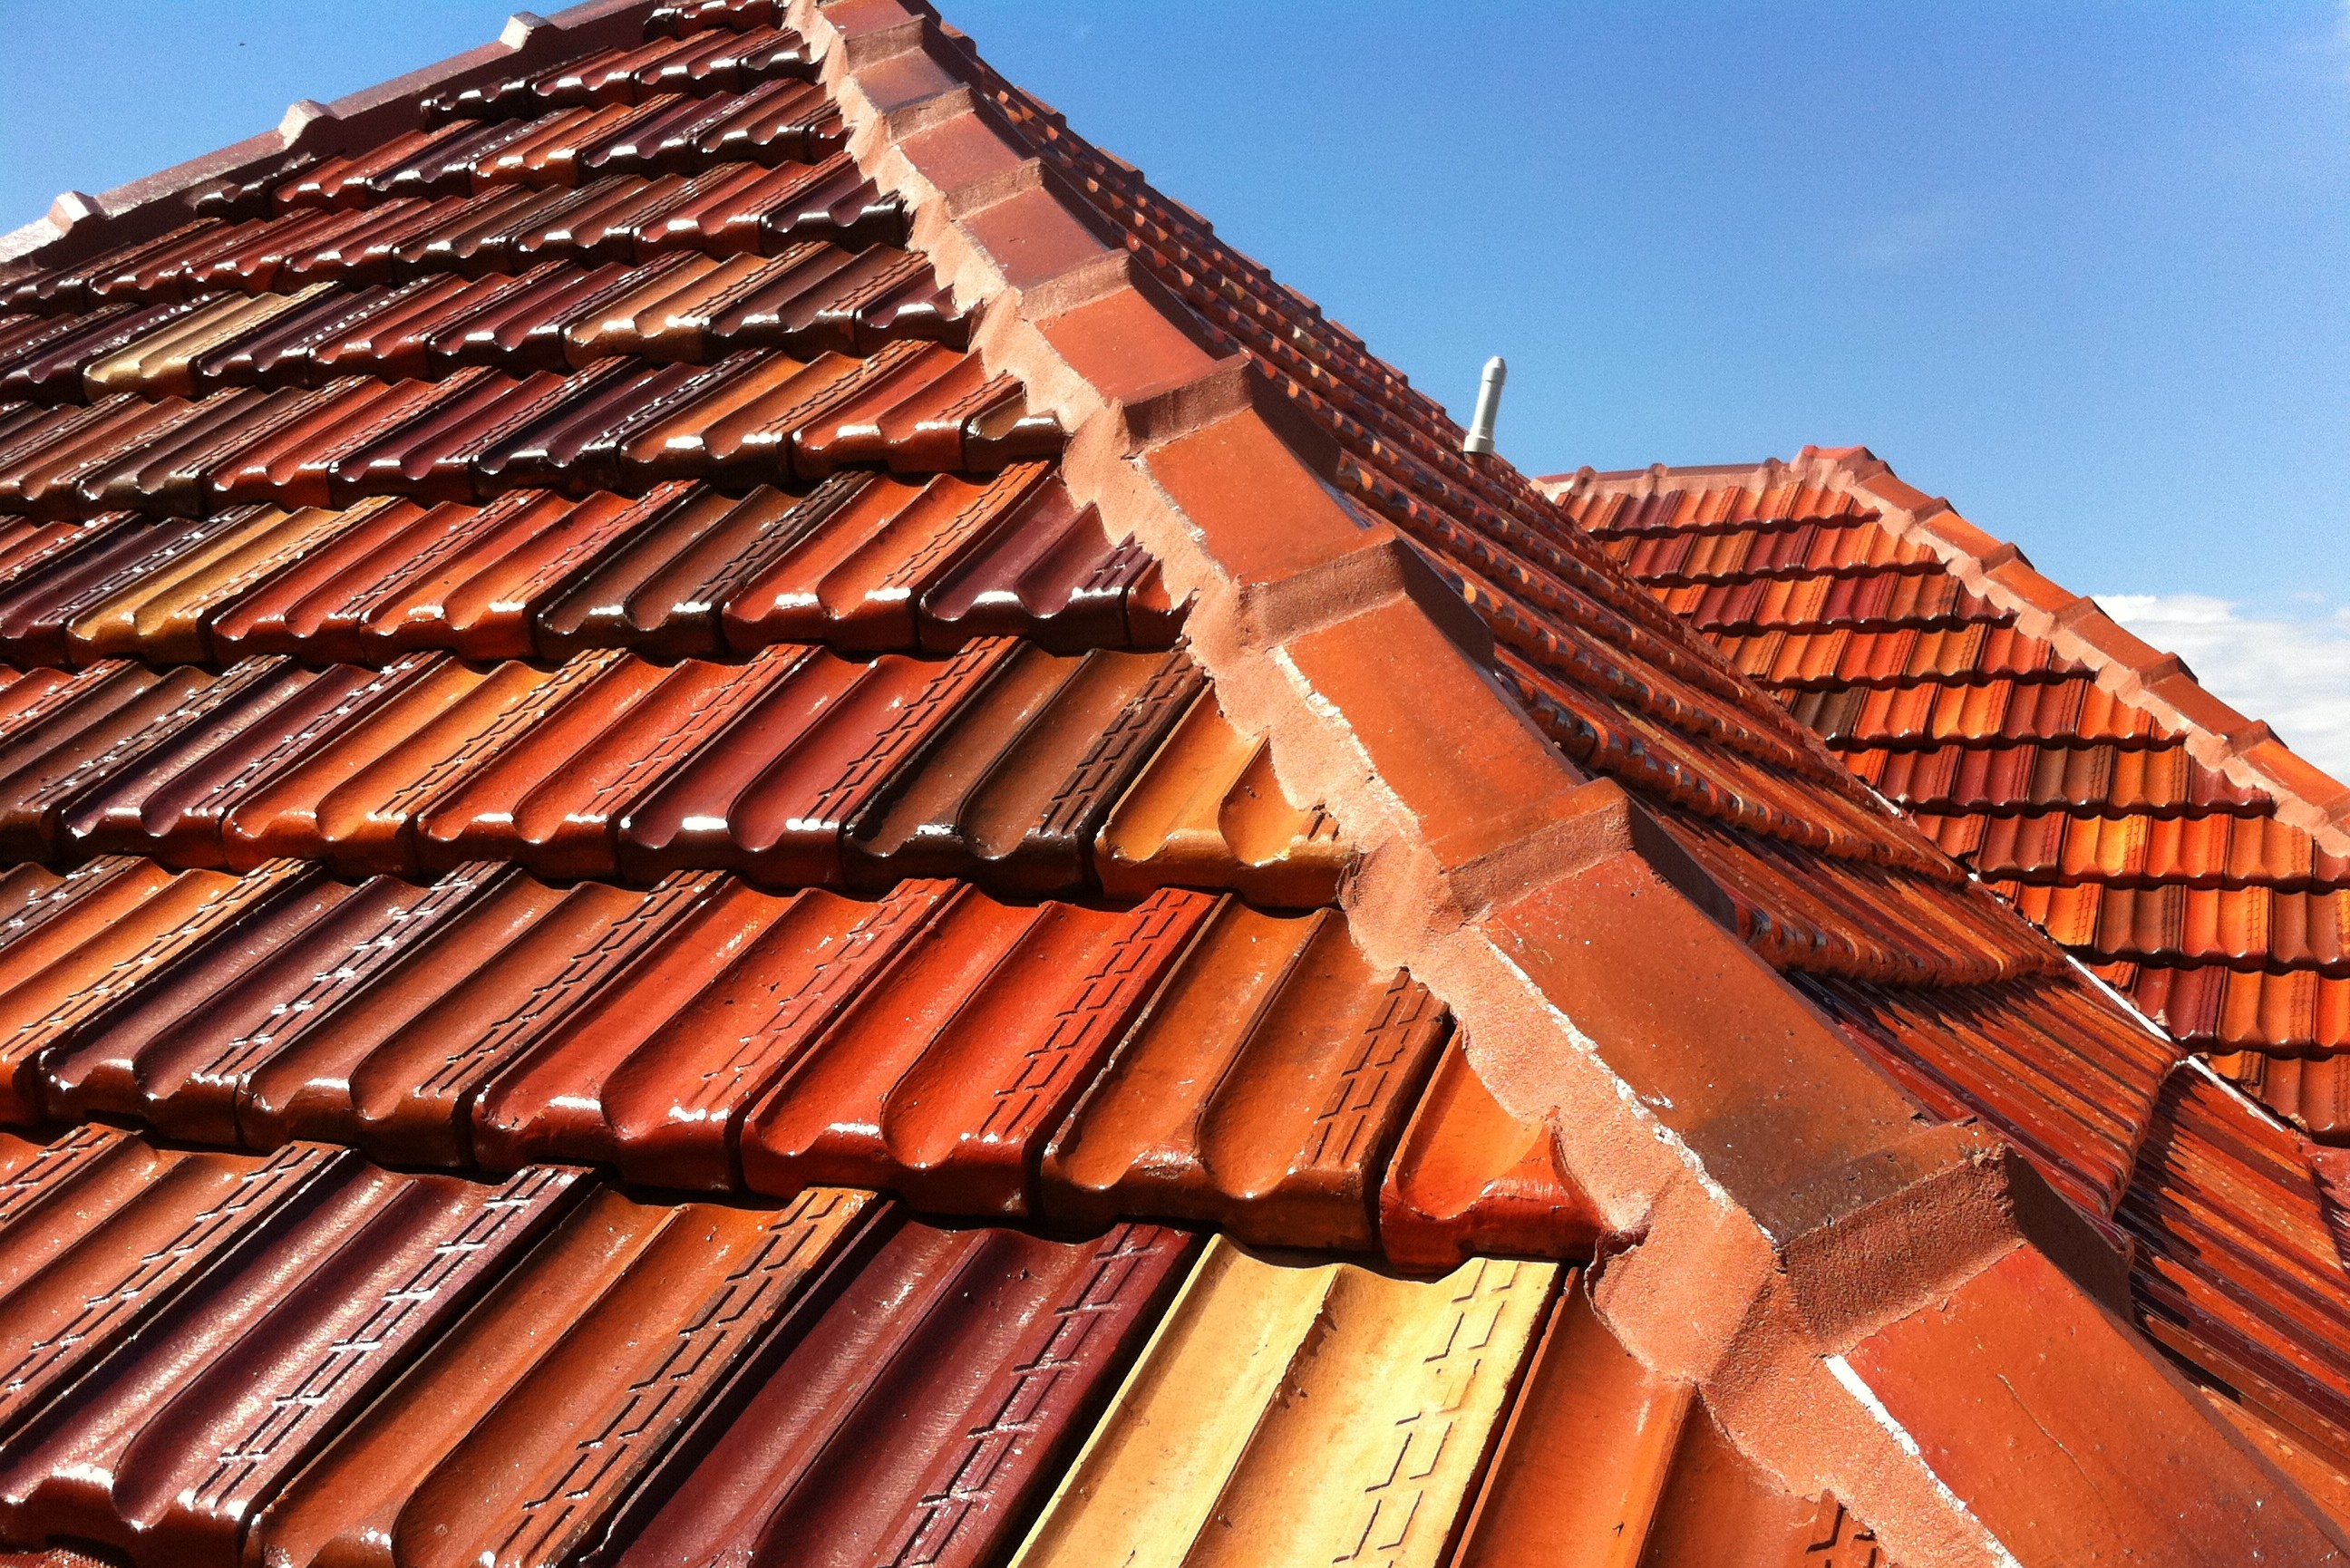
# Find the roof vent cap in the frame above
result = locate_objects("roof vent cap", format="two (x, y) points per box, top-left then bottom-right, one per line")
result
(1462, 355), (1507, 456)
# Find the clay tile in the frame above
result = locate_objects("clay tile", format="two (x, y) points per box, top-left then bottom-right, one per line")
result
(1092, 685), (1351, 906)
(608, 1218), (1197, 1568)
(246, 1184), (885, 1568)
(239, 868), (726, 1166)
(1452, 1282), (1870, 1564)
(714, 466), (1048, 651)
(1983, 557), (2079, 619)
(1014, 1238), (1560, 1564)
(613, 643), (1015, 887)
(1379, 1037), (1610, 1272)
(2238, 737), (2350, 818)
(0, 859), (310, 1122)
(844, 644), (1203, 895)
(917, 482), (1157, 653)
(0, 1131), (342, 1451)
(741, 884), (1217, 1212)
(471, 878), (947, 1186)
(1038, 901), (1448, 1250)
(0, 1147), (581, 1568)
(1844, 1242), (2350, 1563)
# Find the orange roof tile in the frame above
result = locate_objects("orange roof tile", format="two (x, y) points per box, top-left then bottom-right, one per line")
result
(1551, 449), (2350, 1079)
(0, 2), (2339, 1562)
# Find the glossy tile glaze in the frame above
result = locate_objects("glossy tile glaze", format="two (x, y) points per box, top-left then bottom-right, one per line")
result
(3, 1), (2343, 1558)
(1, 859), (1465, 1253)
(606, 1217), (1194, 1568)
(1805, 973), (2180, 1213)
(0, 1157), (579, 1567)
(1452, 1285), (1885, 1566)
(1564, 468), (2350, 1084)
(1038, 902), (1449, 1250)
(1378, 1039), (1610, 1272)
(0, 857), (303, 1122)
(244, 1182), (879, 1568)
(470, 876), (951, 1187)
(844, 644), (1202, 894)
(1092, 687), (1348, 907)
(0, 356), (1058, 519)
(0, 645), (1338, 897)
(1013, 1237), (1558, 1568)
(739, 885), (1218, 1212)
(1845, 1242), (2349, 1566)
(2116, 1067), (2350, 1475)
(0, 1128), (336, 1448)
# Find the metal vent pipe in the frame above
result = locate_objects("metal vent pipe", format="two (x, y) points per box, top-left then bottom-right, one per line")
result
(1462, 356), (1507, 455)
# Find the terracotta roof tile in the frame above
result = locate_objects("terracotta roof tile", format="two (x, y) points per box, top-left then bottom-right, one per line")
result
(1845, 1239), (2348, 1565)
(1015, 1237), (1559, 1567)
(611, 1216), (1193, 1568)
(1557, 451), (2350, 1089)
(1376, 1037), (1609, 1273)
(246, 1180), (879, 1568)
(2116, 1066), (2350, 1470)
(0, 1145), (578, 1566)
(1035, 903), (1447, 1250)
(0, 1120), (1918, 1567)
(1552, 451), (2350, 1522)
(0, 0), (2335, 1555)
(1453, 1285), (1898, 1565)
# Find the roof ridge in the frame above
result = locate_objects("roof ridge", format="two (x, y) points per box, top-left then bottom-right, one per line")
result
(787, 5), (2274, 1561)
(1546, 448), (2350, 858)
(0, 0), (652, 273)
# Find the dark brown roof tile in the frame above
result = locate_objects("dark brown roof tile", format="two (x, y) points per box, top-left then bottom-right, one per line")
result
(244, 1181), (880, 1568)
(604, 1217), (1192, 1568)
(0, 1153), (578, 1568)
(0, 1129), (343, 1451)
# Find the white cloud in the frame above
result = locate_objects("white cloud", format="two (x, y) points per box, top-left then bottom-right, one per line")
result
(1852, 192), (1966, 268)
(2096, 593), (2350, 781)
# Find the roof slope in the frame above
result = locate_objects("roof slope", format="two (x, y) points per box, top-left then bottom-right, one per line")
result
(1552, 451), (2350, 1120)
(1552, 448), (2350, 1082)
(0, 3), (2340, 1564)
(1551, 445), (2350, 1486)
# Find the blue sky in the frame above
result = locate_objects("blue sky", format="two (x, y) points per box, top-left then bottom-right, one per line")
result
(5, 1), (2348, 765)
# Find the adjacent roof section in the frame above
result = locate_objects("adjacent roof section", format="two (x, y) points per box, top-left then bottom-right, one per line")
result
(1549, 448), (2350, 1136)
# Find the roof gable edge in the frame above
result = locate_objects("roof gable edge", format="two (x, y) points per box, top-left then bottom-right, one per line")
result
(0, 0), (650, 275)
(1546, 449), (2350, 857)
(792, 5), (2271, 1561)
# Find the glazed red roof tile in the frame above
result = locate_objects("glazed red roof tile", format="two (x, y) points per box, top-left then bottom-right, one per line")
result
(1376, 1037), (1610, 1273)
(0, 1142), (578, 1567)
(4, 857), (1423, 1245)
(1034, 902), (1449, 1250)
(2115, 1065), (2350, 1472)
(0, 645), (1335, 896)
(0, 0), (2338, 1558)
(1452, 1283), (1901, 1565)
(1552, 452), (2350, 1099)
(248, 1179), (879, 1568)
(0, 1126), (1922, 1568)
(1807, 972), (2180, 1213)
